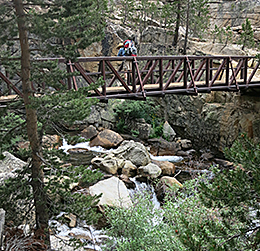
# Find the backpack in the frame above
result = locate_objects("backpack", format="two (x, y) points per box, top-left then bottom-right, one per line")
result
(123, 39), (137, 56)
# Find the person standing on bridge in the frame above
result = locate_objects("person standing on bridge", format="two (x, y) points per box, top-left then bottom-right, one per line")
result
(117, 40), (137, 81)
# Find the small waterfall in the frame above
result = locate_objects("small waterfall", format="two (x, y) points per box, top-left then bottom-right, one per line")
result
(129, 177), (161, 209)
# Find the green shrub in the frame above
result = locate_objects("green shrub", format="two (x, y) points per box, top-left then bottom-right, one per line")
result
(114, 99), (162, 137)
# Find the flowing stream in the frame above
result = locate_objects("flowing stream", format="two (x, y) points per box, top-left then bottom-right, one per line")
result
(49, 139), (183, 250)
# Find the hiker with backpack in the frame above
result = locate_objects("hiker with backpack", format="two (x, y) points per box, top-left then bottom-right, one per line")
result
(116, 39), (137, 57)
(116, 39), (137, 81)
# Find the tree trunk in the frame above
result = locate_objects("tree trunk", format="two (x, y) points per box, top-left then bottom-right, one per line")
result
(173, 0), (181, 47)
(183, 0), (190, 55)
(13, 0), (50, 247)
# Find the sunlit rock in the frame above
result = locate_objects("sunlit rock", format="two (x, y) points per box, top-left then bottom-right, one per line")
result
(89, 129), (123, 149)
(89, 176), (132, 208)
(151, 159), (176, 176)
(121, 160), (137, 177)
(156, 176), (183, 201)
(112, 140), (151, 167)
(91, 155), (124, 175)
(163, 121), (176, 142)
(137, 163), (162, 178)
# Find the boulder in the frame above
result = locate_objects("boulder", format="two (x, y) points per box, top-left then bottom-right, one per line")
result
(179, 139), (192, 150)
(80, 125), (98, 140)
(67, 148), (96, 166)
(159, 176), (183, 188)
(163, 121), (176, 141)
(137, 163), (162, 179)
(156, 176), (183, 201)
(214, 158), (234, 168)
(62, 213), (77, 228)
(151, 160), (176, 176)
(42, 135), (61, 150)
(0, 152), (35, 227)
(89, 129), (123, 149)
(200, 152), (214, 161)
(89, 176), (132, 208)
(121, 160), (137, 177)
(91, 154), (124, 175)
(147, 137), (181, 156)
(127, 118), (152, 140)
(112, 140), (151, 167)
(0, 151), (27, 175)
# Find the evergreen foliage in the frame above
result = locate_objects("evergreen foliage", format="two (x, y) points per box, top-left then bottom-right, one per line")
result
(212, 25), (233, 46)
(114, 0), (210, 54)
(114, 99), (163, 137)
(238, 18), (255, 51)
(104, 134), (260, 250)
(0, 0), (108, 246)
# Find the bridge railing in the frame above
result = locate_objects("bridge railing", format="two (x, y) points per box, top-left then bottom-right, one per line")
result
(0, 55), (259, 100)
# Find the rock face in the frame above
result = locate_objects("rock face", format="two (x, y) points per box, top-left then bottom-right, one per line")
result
(157, 93), (260, 154)
(88, 176), (132, 208)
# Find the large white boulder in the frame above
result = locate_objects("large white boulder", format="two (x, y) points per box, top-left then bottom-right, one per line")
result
(89, 176), (132, 208)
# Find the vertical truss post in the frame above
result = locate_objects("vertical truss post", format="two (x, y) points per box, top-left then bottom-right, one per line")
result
(101, 60), (106, 95)
(132, 58), (136, 92)
(210, 58), (213, 80)
(172, 60), (175, 82)
(243, 58), (248, 86)
(151, 60), (154, 84)
(226, 57), (230, 86)
(184, 57), (188, 88)
(159, 59), (163, 89)
(206, 58), (210, 87)
(191, 59), (195, 76)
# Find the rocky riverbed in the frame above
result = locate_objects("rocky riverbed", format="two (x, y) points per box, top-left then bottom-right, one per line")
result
(0, 125), (236, 250)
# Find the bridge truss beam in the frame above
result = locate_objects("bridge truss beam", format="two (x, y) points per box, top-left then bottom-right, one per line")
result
(0, 55), (260, 101)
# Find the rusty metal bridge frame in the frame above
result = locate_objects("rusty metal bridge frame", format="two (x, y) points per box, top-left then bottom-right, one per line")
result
(1, 55), (260, 101)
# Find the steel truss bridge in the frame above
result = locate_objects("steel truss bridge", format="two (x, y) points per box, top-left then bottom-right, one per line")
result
(1, 55), (260, 101)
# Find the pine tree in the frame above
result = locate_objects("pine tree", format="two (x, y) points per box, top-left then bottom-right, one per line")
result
(182, 0), (210, 54)
(198, 133), (260, 250)
(0, 0), (107, 247)
(239, 18), (255, 51)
